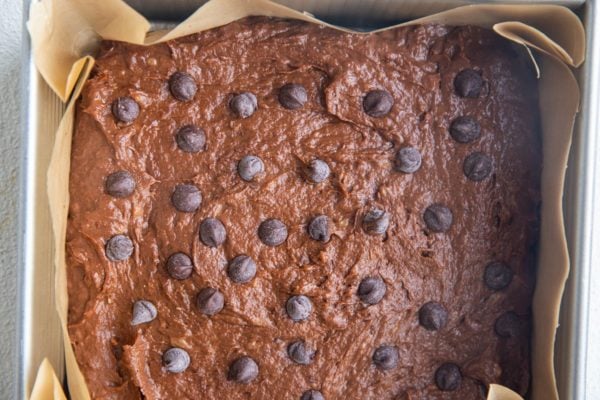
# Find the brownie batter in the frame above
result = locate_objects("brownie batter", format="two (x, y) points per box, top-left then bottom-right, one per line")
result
(67, 17), (541, 400)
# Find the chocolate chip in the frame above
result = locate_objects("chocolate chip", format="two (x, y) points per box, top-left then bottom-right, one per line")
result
(105, 235), (133, 261)
(463, 152), (492, 181)
(171, 184), (202, 213)
(287, 340), (315, 365)
(435, 363), (462, 391)
(372, 345), (399, 370)
(162, 347), (190, 373)
(394, 146), (422, 174)
(227, 255), (257, 284)
(363, 89), (394, 117)
(303, 159), (330, 184)
(169, 72), (197, 101)
(196, 287), (224, 316)
(362, 208), (389, 235)
(484, 261), (513, 291)
(105, 171), (135, 198)
(258, 218), (288, 246)
(357, 276), (386, 305)
(279, 83), (308, 110)
(176, 125), (206, 153)
(111, 97), (140, 123)
(423, 204), (453, 233)
(301, 390), (325, 400)
(308, 215), (330, 242)
(454, 69), (483, 98)
(228, 356), (259, 383)
(199, 218), (227, 247)
(286, 295), (312, 322)
(166, 252), (193, 280)
(449, 116), (481, 143)
(131, 300), (157, 326)
(230, 92), (257, 118)
(419, 301), (448, 331)
(238, 155), (264, 181)
(495, 312), (521, 338)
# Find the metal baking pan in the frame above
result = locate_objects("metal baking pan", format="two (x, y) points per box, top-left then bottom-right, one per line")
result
(17, 0), (595, 399)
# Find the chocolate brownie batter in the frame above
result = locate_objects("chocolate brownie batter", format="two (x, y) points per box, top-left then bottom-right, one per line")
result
(67, 17), (541, 400)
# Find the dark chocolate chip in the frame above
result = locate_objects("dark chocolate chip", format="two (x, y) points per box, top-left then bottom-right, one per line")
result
(105, 234), (134, 261)
(111, 97), (140, 123)
(169, 72), (197, 101)
(362, 208), (389, 235)
(419, 301), (448, 331)
(228, 356), (259, 383)
(176, 125), (206, 153)
(238, 155), (264, 181)
(394, 146), (422, 174)
(279, 83), (308, 110)
(162, 347), (190, 373)
(303, 159), (330, 184)
(484, 261), (513, 291)
(463, 152), (493, 181)
(372, 345), (399, 370)
(227, 255), (257, 284)
(286, 295), (312, 322)
(423, 204), (453, 233)
(258, 218), (288, 246)
(301, 390), (325, 400)
(196, 287), (224, 316)
(435, 363), (462, 391)
(166, 252), (193, 280)
(199, 218), (227, 247)
(105, 171), (136, 198)
(495, 312), (521, 338)
(230, 92), (257, 118)
(131, 300), (157, 326)
(449, 116), (481, 143)
(454, 69), (483, 98)
(363, 89), (394, 117)
(287, 340), (315, 365)
(308, 215), (330, 242)
(357, 276), (386, 305)
(171, 184), (202, 213)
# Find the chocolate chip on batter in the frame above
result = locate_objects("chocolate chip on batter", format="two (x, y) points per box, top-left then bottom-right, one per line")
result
(301, 390), (325, 400)
(230, 92), (257, 118)
(454, 69), (484, 98)
(394, 146), (422, 174)
(171, 184), (202, 213)
(162, 347), (190, 373)
(176, 125), (206, 153)
(105, 234), (134, 261)
(199, 218), (227, 247)
(372, 345), (399, 370)
(449, 116), (481, 143)
(363, 89), (394, 117)
(423, 204), (453, 233)
(227, 255), (257, 284)
(362, 208), (389, 235)
(286, 295), (312, 322)
(258, 218), (288, 246)
(166, 252), (193, 280)
(494, 312), (522, 338)
(308, 215), (330, 242)
(484, 261), (513, 291)
(111, 96), (139, 123)
(228, 356), (259, 383)
(131, 300), (157, 326)
(435, 363), (462, 391)
(169, 71), (197, 101)
(279, 83), (308, 110)
(196, 287), (224, 316)
(238, 155), (264, 181)
(287, 340), (315, 365)
(303, 159), (330, 184)
(105, 171), (136, 198)
(357, 276), (386, 305)
(463, 152), (493, 181)
(419, 301), (448, 331)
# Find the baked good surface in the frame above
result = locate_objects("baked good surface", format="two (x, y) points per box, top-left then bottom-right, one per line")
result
(67, 17), (541, 400)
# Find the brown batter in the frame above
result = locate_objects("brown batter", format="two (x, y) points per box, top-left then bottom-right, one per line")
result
(67, 17), (541, 400)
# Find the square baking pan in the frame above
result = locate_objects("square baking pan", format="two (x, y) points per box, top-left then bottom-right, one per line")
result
(17, 0), (597, 399)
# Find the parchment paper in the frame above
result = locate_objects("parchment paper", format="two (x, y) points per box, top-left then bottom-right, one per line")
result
(27, 0), (585, 399)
